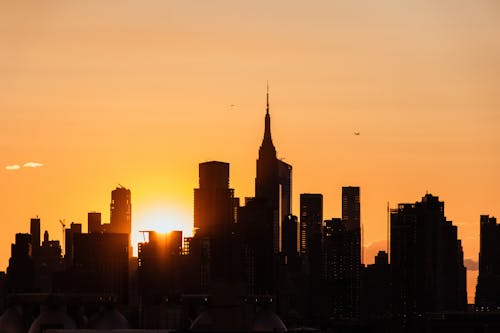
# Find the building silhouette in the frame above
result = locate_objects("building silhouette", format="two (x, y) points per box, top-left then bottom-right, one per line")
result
(88, 211), (102, 233)
(110, 186), (131, 252)
(361, 251), (391, 320)
(57, 232), (129, 302)
(255, 90), (292, 254)
(7, 233), (34, 293)
(138, 231), (183, 304)
(390, 194), (467, 319)
(299, 193), (323, 319)
(341, 186), (362, 318)
(64, 222), (82, 268)
(475, 215), (500, 310)
(194, 161), (236, 237)
(30, 218), (41, 260)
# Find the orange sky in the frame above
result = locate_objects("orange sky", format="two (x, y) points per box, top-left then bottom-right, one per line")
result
(1, 1), (499, 302)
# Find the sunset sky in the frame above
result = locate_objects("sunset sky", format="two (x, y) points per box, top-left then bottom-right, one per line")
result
(1, 1), (499, 302)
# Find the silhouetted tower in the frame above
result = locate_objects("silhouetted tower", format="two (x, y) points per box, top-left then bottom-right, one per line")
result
(300, 194), (323, 256)
(64, 222), (82, 267)
(342, 186), (362, 318)
(475, 215), (500, 309)
(194, 161), (235, 236)
(342, 187), (360, 231)
(255, 89), (292, 253)
(300, 193), (323, 318)
(110, 186), (132, 250)
(391, 194), (467, 318)
(88, 212), (102, 233)
(361, 251), (391, 319)
(30, 217), (41, 260)
(7, 233), (34, 292)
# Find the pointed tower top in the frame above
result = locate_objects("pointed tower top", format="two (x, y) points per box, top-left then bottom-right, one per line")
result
(266, 81), (269, 115)
(260, 83), (275, 156)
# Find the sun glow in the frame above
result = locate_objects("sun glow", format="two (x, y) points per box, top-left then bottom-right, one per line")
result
(132, 203), (192, 255)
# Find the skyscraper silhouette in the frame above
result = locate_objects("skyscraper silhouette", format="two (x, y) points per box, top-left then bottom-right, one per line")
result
(255, 89), (292, 253)
(88, 211), (102, 233)
(390, 194), (466, 318)
(475, 215), (500, 310)
(30, 218), (41, 260)
(110, 186), (131, 251)
(300, 193), (323, 319)
(194, 161), (235, 237)
(341, 186), (361, 318)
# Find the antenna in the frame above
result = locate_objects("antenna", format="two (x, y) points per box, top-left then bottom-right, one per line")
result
(387, 202), (390, 262)
(266, 81), (269, 114)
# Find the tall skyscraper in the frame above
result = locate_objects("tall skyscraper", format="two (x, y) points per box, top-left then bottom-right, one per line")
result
(194, 161), (235, 236)
(390, 194), (467, 318)
(255, 90), (292, 253)
(110, 186), (131, 249)
(475, 215), (500, 310)
(30, 217), (41, 260)
(342, 186), (360, 231)
(64, 222), (82, 267)
(300, 194), (323, 256)
(300, 193), (323, 319)
(341, 186), (361, 318)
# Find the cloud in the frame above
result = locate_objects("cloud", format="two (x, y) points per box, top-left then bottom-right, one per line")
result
(5, 164), (21, 170)
(464, 258), (478, 271)
(23, 162), (44, 168)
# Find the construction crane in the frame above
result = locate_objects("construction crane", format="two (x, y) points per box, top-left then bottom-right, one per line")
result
(59, 219), (66, 250)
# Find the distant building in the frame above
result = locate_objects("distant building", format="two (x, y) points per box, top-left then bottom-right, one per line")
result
(7, 233), (34, 292)
(475, 215), (500, 310)
(38, 230), (63, 291)
(64, 222), (82, 268)
(194, 161), (236, 237)
(361, 251), (391, 319)
(255, 91), (292, 254)
(138, 231), (183, 304)
(300, 193), (323, 319)
(110, 186), (131, 252)
(88, 211), (102, 233)
(341, 186), (362, 318)
(56, 232), (129, 303)
(390, 194), (467, 318)
(322, 217), (361, 319)
(30, 218), (41, 260)
(300, 193), (323, 257)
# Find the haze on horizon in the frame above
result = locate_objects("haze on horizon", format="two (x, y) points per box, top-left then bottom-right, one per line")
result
(1, 1), (499, 302)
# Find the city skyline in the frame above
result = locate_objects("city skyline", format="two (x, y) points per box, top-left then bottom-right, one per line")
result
(1, 1), (499, 307)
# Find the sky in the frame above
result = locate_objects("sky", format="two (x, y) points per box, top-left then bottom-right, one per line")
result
(1, 0), (499, 302)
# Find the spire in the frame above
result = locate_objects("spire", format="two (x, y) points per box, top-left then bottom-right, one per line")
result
(266, 81), (269, 115)
(260, 83), (276, 155)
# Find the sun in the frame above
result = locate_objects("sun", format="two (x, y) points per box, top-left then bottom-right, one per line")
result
(132, 204), (192, 255)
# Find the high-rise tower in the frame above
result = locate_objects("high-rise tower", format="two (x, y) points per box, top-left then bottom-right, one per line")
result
(110, 186), (132, 250)
(390, 194), (467, 317)
(475, 215), (500, 309)
(255, 88), (292, 253)
(30, 217), (41, 260)
(194, 161), (235, 236)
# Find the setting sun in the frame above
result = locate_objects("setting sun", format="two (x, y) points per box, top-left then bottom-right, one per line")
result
(132, 203), (192, 254)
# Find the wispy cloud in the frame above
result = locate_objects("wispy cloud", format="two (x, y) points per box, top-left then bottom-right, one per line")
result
(23, 162), (44, 168)
(5, 164), (21, 171)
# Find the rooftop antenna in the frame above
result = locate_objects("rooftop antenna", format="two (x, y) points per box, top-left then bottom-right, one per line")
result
(387, 202), (390, 263)
(266, 81), (269, 115)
